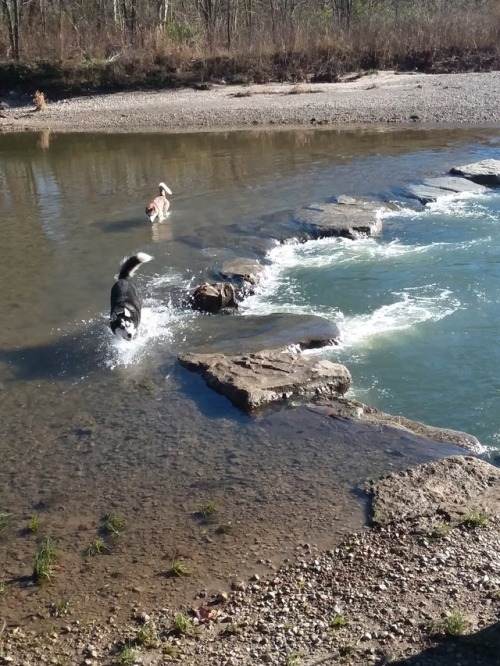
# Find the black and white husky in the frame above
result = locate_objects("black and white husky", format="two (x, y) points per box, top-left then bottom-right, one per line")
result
(110, 252), (153, 340)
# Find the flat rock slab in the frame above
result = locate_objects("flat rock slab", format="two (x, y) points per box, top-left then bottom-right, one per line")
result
(422, 176), (489, 195)
(369, 455), (500, 527)
(450, 158), (500, 186)
(404, 184), (452, 205)
(179, 350), (352, 413)
(406, 177), (489, 204)
(182, 313), (341, 355)
(294, 202), (383, 239)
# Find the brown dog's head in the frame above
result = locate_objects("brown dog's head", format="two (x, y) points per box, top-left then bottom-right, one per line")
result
(145, 203), (159, 223)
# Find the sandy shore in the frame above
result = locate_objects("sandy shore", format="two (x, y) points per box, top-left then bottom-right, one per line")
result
(2, 71), (500, 133)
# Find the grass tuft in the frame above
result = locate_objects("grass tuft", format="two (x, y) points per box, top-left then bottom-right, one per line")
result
(114, 643), (136, 665)
(331, 613), (349, 628)
(285, 653), (303, 666)
(426, 611), (469, 638)
(135, 621), (158, 647)
(427, 521), (451, 539)
(162, 642), (178, 658)
(197, 501), (218, 520)
(444, 611), (468, 637)
(167, 558), (190, 578)
(103, 513), (127, 536)
(216, 522), (233, 535)
(172, 612), (193, 635)
(462, 511), (489, 528)
(33, 538), (58, 583)
(85, 538), (108, 557)
(0, 512), (13, 533)
(27, 514), (40, 534)
(50, 599), (71, 617)
(222, 623), (240, 636)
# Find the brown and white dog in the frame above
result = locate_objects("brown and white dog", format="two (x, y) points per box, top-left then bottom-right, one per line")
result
(145, 182), (172, 223)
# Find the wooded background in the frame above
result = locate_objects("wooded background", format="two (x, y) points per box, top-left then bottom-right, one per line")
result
(2, 1), (499, 61)
(1, 1), (499, 92)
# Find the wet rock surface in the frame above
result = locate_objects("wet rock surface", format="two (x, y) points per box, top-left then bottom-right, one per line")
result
(190, 282), (239, 313)
(182, 313), (342, 355)
(294, 201), (384, 239)
(218, 258), (266, 288)
(422, 176), (490, 195)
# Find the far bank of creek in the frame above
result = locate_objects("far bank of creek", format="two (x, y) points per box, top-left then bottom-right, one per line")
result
(0, 126), (499, 629)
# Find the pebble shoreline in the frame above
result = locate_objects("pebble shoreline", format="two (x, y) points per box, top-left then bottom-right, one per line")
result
(2, 71), (500, 133)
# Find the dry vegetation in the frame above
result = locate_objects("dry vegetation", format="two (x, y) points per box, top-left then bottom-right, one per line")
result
(0, 0), (500, 96)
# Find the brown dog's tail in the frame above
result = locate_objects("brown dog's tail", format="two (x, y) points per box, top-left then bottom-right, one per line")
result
(118, 252), (153, 280)
(159, 181), (173, 197)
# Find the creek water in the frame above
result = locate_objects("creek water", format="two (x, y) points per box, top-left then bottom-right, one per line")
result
(1, 126), (499, 619)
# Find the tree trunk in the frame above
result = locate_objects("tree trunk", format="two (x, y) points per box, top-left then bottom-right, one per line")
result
(159, 0), (169, 23)
(226, 0), (231, 49)
(1, 0), (20, 60)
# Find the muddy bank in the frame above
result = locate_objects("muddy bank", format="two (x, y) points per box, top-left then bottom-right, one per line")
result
(2, 71), (500, 133)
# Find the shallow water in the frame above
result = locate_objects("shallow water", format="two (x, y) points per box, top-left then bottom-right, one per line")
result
(1, 126), (499, 621)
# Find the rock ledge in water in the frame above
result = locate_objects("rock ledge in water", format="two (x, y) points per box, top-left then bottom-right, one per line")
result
(293, 201), (383, 239)
(405, 177), (489, 204)
(449, 158), (500, 186)
(179, 350), (352, 413)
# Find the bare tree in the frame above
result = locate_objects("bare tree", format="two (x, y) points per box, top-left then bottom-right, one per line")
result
(1, 0), (21, 60)
(196, 0), (220, 45)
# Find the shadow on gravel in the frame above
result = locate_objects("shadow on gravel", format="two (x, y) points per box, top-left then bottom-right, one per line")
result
(305, 622), (500, 665)
(387, 621), (500, 666)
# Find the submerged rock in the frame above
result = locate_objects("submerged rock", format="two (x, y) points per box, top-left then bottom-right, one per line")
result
(293, 201), (383, 239)
(450, 158), (500, 186)
(311, 395), (483, 454)
(179, 350), (351, 413)
(182, 313), (342, 355)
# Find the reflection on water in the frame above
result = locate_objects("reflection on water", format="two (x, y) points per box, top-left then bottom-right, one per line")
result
(0, 126), (498, 623)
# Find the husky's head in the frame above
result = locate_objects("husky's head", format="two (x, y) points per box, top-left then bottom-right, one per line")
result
(110, 307), (137, 341)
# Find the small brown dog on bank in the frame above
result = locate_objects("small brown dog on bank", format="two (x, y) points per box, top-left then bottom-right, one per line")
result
(145, 182), (172, 223)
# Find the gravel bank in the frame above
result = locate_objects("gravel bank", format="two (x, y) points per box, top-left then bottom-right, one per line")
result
(2, 456), (499, 665)
(2, 71), (500, 133)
